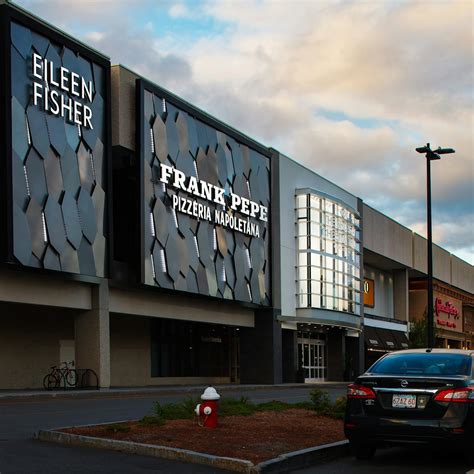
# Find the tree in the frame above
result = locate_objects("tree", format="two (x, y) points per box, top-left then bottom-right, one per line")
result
(409, 309), (438, 348)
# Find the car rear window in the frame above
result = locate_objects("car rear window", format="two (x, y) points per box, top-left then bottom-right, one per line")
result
(369, 353), (472, 376)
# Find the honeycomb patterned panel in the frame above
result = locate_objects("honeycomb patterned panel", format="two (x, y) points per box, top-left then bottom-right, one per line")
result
(10, 21), (108, 277)
(141, 87), (271, 305)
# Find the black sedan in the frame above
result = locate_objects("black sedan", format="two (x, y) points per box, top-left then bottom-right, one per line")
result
(344, 349), (474, 463)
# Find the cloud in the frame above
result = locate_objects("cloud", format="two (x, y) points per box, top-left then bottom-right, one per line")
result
(18, 0), (194, 90)
(184, 0), (473, 262)
(14, 0), (474, 264)
(168, 3), (192, 19)
(89, 23), (193, 90)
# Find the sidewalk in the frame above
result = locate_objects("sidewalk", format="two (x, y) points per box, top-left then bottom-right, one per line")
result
(0, 382), (348, 401)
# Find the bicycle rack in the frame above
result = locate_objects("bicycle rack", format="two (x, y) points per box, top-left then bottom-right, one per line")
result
(43, 368), (99, 391)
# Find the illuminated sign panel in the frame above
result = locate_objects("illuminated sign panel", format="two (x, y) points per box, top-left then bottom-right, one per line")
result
(138, 80), (271, 305)
(4, 12), (109, 277)
(363, 278), (375, 307)
(434, 293), (462, 333)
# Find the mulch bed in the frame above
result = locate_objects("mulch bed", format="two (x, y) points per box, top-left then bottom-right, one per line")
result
(62, 409), (345, 464)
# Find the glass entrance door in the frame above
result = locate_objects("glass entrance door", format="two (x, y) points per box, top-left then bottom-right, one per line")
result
(298, 338), (327, 382)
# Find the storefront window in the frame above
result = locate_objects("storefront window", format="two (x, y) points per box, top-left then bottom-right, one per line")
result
(150, 320), (230, 377)
(296, 192), (361, 315)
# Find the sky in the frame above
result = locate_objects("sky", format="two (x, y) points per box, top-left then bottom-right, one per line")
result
(16, 0), (474, 264)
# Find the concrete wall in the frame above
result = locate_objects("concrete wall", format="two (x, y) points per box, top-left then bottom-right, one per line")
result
(109, 287), (254, 327)
(363, 205), (413, 267)
(432, 245), (452, 283)
(0, 303), (75, 389)
(393, 269), (409, 322)
(364, 265), (394, 319)
(412, 233), (451, 284)
(0, 269), (91, 309)
(362, 210), (473, 296)
(111, 65), (138, 151)
(413, 234), (473, 294)
(110, 313), (150, 386)
(452, 255), (474, 294)
(413, 236), (452, 283)
(413, 233), (427, 273)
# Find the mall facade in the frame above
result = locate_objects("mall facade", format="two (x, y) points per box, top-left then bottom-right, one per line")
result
(0, 2), (472, 389)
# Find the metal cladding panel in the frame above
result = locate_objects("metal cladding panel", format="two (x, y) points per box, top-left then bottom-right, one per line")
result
(139, 81), (271, 306)
(7, 17), (109, 277)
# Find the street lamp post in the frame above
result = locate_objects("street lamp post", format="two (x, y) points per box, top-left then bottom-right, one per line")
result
(416, 143), (455, 348)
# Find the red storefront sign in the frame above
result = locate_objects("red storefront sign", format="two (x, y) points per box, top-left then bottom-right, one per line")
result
(434, 296), (462, 332)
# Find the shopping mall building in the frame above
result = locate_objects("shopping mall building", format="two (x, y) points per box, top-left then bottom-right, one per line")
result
(0, 2), (472, 389)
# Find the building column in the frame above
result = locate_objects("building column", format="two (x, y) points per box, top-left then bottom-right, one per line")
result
(240, 309), (282, 384)
(327, 328), (345, 381)
(358, 329), (366, 375)
(75, 280), (110, 388)
(393, 269), (409, 323)
(282, 329), (298, 383)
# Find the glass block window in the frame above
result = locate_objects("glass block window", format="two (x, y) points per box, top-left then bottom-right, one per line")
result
(296, 192), (361, 315)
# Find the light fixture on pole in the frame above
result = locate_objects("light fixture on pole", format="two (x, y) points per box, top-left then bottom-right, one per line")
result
(416, 143), (455, 348)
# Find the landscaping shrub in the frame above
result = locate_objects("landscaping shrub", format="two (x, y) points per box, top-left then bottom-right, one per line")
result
(139, 415), (165, 427)
(330, 396), (347, 419)
(153, 396), (199, 421)
(309, 389), (347, 419)
(146, 392), (346, 424)
(219, 396), (255, 416)
(254, 400), (290, 412)
(309, 388), (331, 414)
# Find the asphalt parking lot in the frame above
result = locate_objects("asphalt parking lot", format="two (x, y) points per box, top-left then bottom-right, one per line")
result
(0, 385), (472, 473)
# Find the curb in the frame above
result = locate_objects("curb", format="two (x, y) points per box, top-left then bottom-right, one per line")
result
(254, 440), (350, 472)
(36, 427), (349, 473)
(36, 429), (254, 473)
(0, 383), (348, 402)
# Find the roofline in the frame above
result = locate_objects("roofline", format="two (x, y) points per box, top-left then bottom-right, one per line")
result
(5, 0), (110, 61)
(273, 150), (359, 203)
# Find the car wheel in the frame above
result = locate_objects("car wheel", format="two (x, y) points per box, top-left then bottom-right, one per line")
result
(351, 442), (376, 460)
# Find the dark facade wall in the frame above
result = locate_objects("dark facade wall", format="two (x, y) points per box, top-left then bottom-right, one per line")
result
(240, 309), (282, 384)
(345, 335), (360, 381)
(282, 329), (297, 383)
(327, 328), (345, 381)
(3, 6), (110, 277)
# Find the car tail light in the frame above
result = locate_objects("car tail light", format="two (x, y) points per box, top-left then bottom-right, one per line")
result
(347, 383), (376, 399)
(434, 388), (474, 403)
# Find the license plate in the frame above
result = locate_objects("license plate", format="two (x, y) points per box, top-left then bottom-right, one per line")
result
(392, 394), (417, 408)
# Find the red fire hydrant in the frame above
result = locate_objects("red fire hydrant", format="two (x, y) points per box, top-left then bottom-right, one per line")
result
(195, 386), (220, 428)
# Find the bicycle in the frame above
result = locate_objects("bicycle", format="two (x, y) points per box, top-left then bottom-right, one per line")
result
(43, 361), (77, 390)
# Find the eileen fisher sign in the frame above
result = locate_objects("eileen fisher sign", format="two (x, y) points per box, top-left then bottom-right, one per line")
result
(154, 163), (268, 238)
(31, 53), (94, 129)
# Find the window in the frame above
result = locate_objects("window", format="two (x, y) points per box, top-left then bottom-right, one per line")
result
(369, 353), (472, 376)
(296, 192), (361, 315)
(150, 320), (230, 377)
